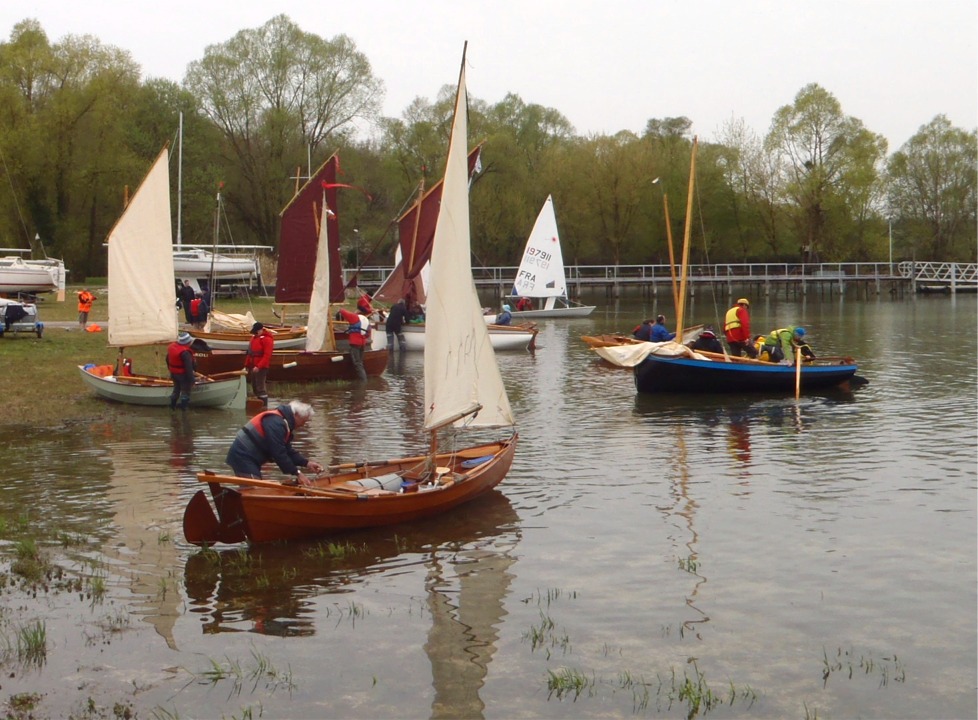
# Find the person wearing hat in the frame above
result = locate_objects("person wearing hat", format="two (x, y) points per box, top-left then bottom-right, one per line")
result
(724, 298), (757, 358)
(764, 326), (815, 364)
(245, 322), (274, 406)
(650, 314), (676, 342)
(496, 304), (513, 326)
(690, 327), (724, 354)
(166, 331), (197, 410)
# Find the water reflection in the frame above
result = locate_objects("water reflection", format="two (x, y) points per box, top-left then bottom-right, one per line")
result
(184, 491), (519, 718)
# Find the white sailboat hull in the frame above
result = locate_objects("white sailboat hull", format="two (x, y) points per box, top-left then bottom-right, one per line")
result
(78, 366), (247, 409)
(508, 304), (595, 320)
(372, 322), (535, 351)
(173, 249), (258, 279)
(0, 257), (59, 294)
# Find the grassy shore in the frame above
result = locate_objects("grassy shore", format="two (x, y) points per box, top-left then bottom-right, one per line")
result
(2, 287), (283, 429)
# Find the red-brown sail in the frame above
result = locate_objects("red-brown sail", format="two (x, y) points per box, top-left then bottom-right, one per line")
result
(275, 154), (342, 304)
(374, 145), (483, 305)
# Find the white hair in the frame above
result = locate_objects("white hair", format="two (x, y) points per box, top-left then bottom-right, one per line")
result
(289, 400), (315, 421)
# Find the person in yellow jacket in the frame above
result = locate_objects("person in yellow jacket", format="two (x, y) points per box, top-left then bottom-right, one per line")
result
(723, 298), (757, 357)
(764, 326), (816, 364)
(76, 288), (97, 329)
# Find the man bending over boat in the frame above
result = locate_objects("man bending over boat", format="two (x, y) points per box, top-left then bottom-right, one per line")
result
(225, 400), (324, 486)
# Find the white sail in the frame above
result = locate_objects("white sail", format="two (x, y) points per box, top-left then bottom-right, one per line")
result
(107, 149), (178, 347)
(512, 195), (566, 299)
(424, 53), (514, 431)
(304, 198), (333, 351)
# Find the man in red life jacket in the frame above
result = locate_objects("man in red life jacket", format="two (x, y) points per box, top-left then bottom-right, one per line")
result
(356, 291), (373, 316)
(224, 400), (324, 485)
(245, 322), (274, 407)
(724, 298), (758, 358)
(336, 308), (369, 381)
(166, 332), (196, 410)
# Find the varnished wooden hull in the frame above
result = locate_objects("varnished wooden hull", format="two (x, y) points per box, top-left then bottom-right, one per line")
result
(188, 327), (307, 350)
(191, 348), (388, 381)
(184, 437), (518, 544)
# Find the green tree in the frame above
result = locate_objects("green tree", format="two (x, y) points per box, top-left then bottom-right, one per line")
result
(887, 115), (977, 261)
(767, 83), (887, 262)
(184, 14), (383, 248)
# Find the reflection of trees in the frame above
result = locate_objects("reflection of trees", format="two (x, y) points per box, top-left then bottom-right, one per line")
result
(184, 491), (520, 718)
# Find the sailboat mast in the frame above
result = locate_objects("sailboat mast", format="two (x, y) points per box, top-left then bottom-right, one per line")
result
(675, 136), (698, 340)
(176, 112), (183, 248)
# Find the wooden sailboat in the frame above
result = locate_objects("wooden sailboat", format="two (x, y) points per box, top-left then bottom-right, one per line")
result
(78, 148), (247, 409)
(371, 146), (537, 352)
(183, 45), (517, 544)
(504, 195), (595, 318)
(191, 153), (388, 381)
(626, 138), (859, 394)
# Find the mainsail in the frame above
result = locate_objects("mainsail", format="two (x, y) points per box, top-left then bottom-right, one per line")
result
(107, 148), (178, 347)
(424, 49), (513, 431)
(275, 155), (342, 304)
(304, 199), (335, 351)
(512, 195), (567, 299)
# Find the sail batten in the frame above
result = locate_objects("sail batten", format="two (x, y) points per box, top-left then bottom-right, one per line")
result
(107, 148), (178, 347)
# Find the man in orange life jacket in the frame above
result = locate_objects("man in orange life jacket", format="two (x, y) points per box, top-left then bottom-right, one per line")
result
(225, 400), (324, 485)
(336, 308), (369, 381)
(76, 287), (96, 329)
(167, 332), (196, 410)
(245, 322), (274, 407)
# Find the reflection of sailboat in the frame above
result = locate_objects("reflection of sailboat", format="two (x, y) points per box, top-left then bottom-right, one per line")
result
(504, 195), (595, 319)
(102, 436), (184, 649)
(184, 46), (518, 545)
(77, 148), (248, 409)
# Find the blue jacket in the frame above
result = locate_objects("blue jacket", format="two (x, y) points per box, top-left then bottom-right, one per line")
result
(651, 322), (676, 342)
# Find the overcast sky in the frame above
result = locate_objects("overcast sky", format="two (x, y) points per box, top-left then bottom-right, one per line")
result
(2, 0), (975, 151)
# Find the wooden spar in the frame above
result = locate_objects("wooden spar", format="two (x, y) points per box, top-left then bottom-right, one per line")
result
(675, 137), (698, 340)
(795, 347), (802, 398)
(406, 176), (425, 275)
(663, 193), (679, 313)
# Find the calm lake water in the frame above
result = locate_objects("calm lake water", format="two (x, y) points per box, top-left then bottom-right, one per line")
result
(1, 292), (975, 719)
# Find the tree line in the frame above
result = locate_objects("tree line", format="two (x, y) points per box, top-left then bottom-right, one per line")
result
(1, 15), (975, 282)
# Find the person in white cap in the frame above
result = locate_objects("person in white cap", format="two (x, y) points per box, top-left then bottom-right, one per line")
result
(167, 332), (196, 410)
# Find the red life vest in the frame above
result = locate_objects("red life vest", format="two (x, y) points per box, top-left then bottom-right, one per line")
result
(166, 342), (192, 374)
(246, 409), (290, 443)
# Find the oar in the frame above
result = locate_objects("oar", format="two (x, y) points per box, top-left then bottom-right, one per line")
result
(795, 347), (802, 399)
(196, 472), (356, 499)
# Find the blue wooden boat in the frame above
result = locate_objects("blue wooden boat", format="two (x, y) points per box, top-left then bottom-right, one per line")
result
(634, 351), (858, 394)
